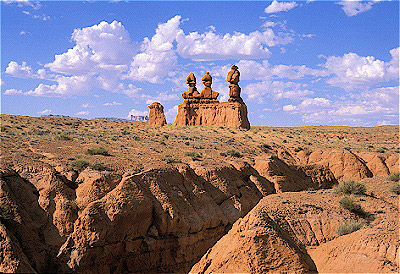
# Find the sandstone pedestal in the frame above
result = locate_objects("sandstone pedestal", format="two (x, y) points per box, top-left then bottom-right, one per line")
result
(148, 102), (167, 126)
(174, 101), (250, 129)
(173, 68), (250, 129)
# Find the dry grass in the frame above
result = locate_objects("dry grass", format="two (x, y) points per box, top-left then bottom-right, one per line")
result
(1, 114), (398, 174)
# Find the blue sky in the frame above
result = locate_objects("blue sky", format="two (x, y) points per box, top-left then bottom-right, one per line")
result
(1, 0), (399, 126)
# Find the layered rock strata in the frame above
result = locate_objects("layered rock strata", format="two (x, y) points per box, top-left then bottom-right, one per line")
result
(191, 185), (399, 273)
(174, 67), (250, 129)
(174, 101), (250, 129)
(1, 146), (398, 273)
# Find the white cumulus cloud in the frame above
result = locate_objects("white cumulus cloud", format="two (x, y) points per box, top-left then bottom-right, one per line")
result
(282, 86), (399, 125)
(142, 92), (180, 105)
(125, 15), (182, 83)
(38, 109), (52, 115)
(25, 75), (95, 97)
(46, 20), (135, 75)
(4, 88), (23, 95)
(244, 80), (311, 103)
(165, 105), (179, 123)
(5, 61), (35, 78)
(324, 47), (399, 90)
(265, 0), (298, 14)
(3, 0), (41, 9)
(336, 0), (375, 17)
(76, 111), (89, 116)
(103, 101), (122, 106)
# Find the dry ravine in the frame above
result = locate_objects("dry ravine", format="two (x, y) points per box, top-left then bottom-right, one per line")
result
(0, 115), (399, 273)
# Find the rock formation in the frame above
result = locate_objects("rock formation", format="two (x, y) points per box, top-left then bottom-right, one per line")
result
(191, 185), (399, 273)
(148, 102), (167, 126)
(227, 64), (243, 103)
(182, 72), (200, 99)
(1, 114), (399, 273)
(174, 67), (250, 129)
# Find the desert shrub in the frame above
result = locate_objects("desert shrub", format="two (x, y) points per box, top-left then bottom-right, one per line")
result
(162, 156), (182, 164)
(388, 172), (400, 182)
(333, 180), (366, 195)
(66, 199), (79, 211)
(90, 162), (108, 171)
(132, 135), (140, 141)
(389, 183), (400, 195)
(375, 147), (385, 153)
(294, 146), (303, 152)
(344, 147), (351, 151)
(71, 159), (89, 171)
(261, 143), (272, 149)
(0, 126), (7, 132)
(55, 133), (72, 141)
(226, 149), (242, 158)
(339, 196), (362, 214)
(86, 147), (110, 156)
(184, 151), (202, 161)
(336, 220), (363, 236)
(0, 205), (15, 221)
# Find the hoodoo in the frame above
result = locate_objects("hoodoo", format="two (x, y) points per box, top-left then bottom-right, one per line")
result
(148, 102), (167, 126)
(174, 65), (250, 129)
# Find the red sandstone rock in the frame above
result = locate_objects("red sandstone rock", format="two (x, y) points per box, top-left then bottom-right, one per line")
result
(191, 185), (399, 273)
(174, 68), (250, 129)
(148, 102), (167, 126)
(174, 101), (250, 129)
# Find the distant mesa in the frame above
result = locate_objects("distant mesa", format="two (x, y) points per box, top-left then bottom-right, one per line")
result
(41, 114), (71, 118)
(95, 117), (128, 121)
(130, 115), (149, 122)
(174, 65), (250, 129)
(148, 102), (167, 126)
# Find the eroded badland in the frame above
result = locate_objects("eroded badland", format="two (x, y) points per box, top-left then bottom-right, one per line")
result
(1, 114), (399, 273)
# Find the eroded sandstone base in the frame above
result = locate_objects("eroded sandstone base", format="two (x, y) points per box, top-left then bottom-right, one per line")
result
(174, 101), (250, 129)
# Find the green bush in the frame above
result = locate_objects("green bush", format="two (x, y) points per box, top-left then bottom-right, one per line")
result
(90, 162), (108, 171)
(162, 157), (182, 164)
(336, 220), (363, 236)
(0, 205), (15, 221)
(55, 133), (72, 140)
(226, 149), (242, 158)
(389, 183), (400, 195)
(294, 146), (303, 152)
(71, 159), (89, 171)
(388, 172), (400, 182)
(184, 151), (202, 161)
(339, 196), (362, 213)
(261, 143), (272, 149)
(375, 147), (385, 153)
(86, 147), (110, 156)
(333, 180), (366, 195)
